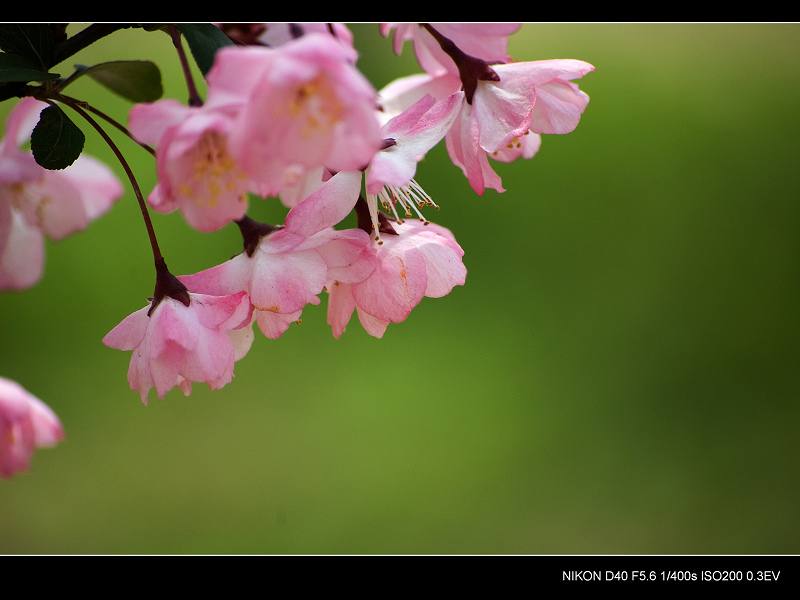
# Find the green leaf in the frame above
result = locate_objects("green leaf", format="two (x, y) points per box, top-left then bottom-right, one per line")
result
(76, 60), (163, 102)
(176, 24), (234, 76)
(0, 24), (55, 71)
(30, 104), (85, 170)
(0, 52), (60, 82)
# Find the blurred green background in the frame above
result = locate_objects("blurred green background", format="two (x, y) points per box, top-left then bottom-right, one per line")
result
(1, 23), (798, 554)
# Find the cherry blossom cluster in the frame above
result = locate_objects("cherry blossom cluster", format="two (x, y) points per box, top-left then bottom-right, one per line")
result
(0, 23), (593, 477)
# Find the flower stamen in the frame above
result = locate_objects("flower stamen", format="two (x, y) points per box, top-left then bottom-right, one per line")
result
(373, 177), (437, 229)
(367, 178), (438, 244)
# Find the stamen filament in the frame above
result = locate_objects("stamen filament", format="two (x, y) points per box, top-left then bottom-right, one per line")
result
(367, 178), (437, 243)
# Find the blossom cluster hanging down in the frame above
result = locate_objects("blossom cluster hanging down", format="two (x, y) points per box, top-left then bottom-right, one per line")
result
(0, 23), (593, 477)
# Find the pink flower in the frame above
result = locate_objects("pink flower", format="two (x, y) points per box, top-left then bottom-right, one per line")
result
(446, 59), (594, 195)
(102, 290), (253, 404)
(127, 99), (251, 232)
(205, 33), (384, 196)
(246, 92), (467, 340)
(381, 23), (520, 77)
(376, 55), (592, 196)
(0, 98), (123, 290)
(327, 217), (466, 338)
(179, 171), (377, 339)
(0, 376), (64, 478)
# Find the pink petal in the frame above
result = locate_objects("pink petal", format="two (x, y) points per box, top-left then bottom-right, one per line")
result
(284, 170), (362, 238)
(326, 280), (356, 339)
(446, 104), (505, 196)
(0, 208), (44, 291)
(192, 291), (252, 331)
(528, 79), (591, 135)
(33, 172), (89, 240)
(26, 394), (65, 447)
(398, 221), (467, 298)
(249, 247), (328, 315)
(317, 229), (377, 285)
(60, 155), (124, 221)
(355, 307), (390, 338)
(367, 92), (464, 194)
(128, 99), (194, 147)
(102, 306), (150, 351)
(179, 254), (254, 297)
(351, 237), (427, 323)
(255, 308), (302, 339)
(473, 72), (536, 153)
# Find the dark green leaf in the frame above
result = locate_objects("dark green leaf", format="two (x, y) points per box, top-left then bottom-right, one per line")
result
(0, 24), (55, 71)
(30, 104), (85, 170)
(0, 52), (60, 82)
(176, 24), (234, 76)
(77, 60), (163, 102)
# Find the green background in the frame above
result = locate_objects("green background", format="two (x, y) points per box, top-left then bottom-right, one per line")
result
(1, 23), (798, 554)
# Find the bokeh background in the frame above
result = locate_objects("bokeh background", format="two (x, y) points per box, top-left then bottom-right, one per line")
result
(1, 23), (798, 554)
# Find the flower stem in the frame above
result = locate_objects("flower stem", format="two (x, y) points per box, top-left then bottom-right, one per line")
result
(59, 94), (191, 314)
(420, 23), (499, 104)
(57, 95), (163, 265)
(56, 92), (155, 156)
(167, 24), (203, 107)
